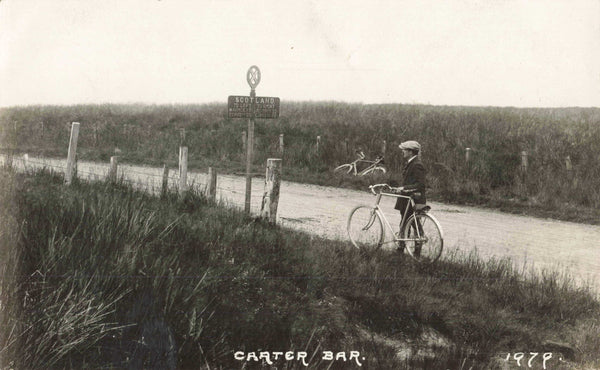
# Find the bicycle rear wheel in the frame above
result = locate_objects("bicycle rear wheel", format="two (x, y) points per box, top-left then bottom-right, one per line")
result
(347, 205), (384, 251)
(334, 164), (354, 174)
(403, 212), (443, 263)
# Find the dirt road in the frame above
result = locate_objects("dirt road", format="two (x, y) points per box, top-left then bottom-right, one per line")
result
(9, 156), (600, 293)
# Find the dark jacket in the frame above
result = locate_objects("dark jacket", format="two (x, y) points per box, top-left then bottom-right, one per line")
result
(394, 157), (427, 212)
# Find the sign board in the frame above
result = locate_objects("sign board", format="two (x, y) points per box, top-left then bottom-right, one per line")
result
(228, 95), (280, 119)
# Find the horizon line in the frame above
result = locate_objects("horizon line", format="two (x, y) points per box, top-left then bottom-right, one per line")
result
(1, 100), (599, 110)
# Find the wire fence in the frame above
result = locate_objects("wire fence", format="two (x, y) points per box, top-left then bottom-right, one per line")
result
(2, 118), (599, 209)
(2, 153), (277, 216)
(0, 131), (585, 181)
(0, 129), (577, 173)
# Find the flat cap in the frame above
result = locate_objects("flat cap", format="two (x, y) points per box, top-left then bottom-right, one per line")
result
(398, 140), (421, 151)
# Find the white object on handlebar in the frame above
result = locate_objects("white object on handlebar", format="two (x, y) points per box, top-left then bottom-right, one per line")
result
(369, 183), (391, 194)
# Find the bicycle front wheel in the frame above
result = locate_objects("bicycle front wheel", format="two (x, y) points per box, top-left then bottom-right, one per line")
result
(334, 164), (353, 174)
(403, 213), (444, 263)
(347, 205), (384, 251)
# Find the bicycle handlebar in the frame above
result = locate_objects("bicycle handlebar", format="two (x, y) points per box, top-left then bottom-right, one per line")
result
(369, 184), (392, 195)
(369, 184), (416, 197)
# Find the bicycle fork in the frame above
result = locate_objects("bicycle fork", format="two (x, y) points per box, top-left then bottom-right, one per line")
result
(362, 207), (378, 230)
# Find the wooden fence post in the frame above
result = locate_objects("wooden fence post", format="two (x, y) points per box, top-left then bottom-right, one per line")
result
(565, 156), (573, 172)
(565, 156), (575, 188)
(316, 135), (321, 153)
(260, 158), (282, 223)
(464, 147), (472, 175)
(65, 122), (80, 185)
(520, 151), (528, 192)
(6, 149), (13, 168)
(207, 167), (217, 201)
(381, 140), (387, 156)
(279, 134), (284, 154)
(94, 123), (98, 147)
(22, 153), (29, 170)
(520, 151), (528, 173)
(180, 128), (186, 146)
(109, 156), (119, 182)
(179, 146), (188, 194)
(162, 164), (169, 196)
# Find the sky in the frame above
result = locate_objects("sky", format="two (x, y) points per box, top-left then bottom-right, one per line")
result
(1, 0), (599, 108)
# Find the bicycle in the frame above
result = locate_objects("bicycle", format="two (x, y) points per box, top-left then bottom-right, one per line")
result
(347, 184), (444, 263)
(334, 151), (386, 176)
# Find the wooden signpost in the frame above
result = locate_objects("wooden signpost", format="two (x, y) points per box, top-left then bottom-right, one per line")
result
(65, 122), (80, 185)
(228, 66), (280, 214)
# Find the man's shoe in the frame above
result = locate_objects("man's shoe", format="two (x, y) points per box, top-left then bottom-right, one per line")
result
(396, 240), (405, 253)
(413, 242), (423, 258)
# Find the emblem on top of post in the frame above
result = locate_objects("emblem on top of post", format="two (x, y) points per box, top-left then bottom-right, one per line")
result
(228, 65), (280, 119)
(247, 65), (261, 90)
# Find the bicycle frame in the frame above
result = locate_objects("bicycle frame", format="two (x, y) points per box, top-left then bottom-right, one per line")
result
(347, 157), (385, 176)
(369, 190), (422, 244)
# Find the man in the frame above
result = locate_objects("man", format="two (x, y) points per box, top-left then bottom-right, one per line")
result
(391, 140), (427, 253)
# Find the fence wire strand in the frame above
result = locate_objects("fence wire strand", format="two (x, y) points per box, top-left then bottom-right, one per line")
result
(10, 157), (270, 207)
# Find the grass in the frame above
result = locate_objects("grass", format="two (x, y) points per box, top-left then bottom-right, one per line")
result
(1, 167), (599, 369)
(2, 102), (600, 225)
